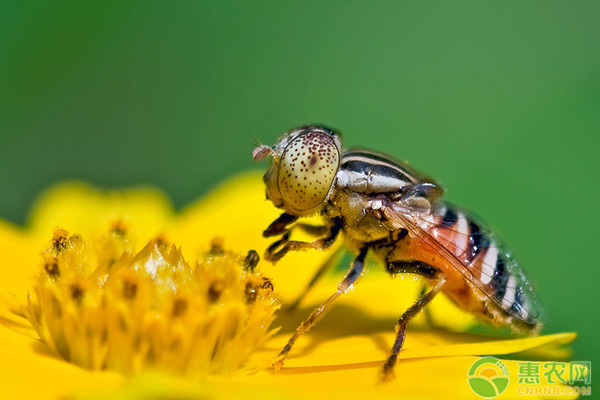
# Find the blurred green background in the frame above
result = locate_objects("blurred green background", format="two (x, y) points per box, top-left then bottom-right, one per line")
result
(1, 1), (598, 365)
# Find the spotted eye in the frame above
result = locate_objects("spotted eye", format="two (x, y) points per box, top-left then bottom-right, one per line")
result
(277, 132), (340, 213)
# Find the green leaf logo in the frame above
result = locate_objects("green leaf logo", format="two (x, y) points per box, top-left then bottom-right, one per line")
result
(467, 357), (510, 398)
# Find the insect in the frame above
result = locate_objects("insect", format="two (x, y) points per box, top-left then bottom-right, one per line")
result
(252, 124), (542, 380)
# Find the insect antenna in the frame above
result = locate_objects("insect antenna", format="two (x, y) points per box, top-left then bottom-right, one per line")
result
(246, 132), (273, 161)
(246, 133), (262, 148)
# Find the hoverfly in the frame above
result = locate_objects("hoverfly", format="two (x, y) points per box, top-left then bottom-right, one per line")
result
(252, 124), (542, 380)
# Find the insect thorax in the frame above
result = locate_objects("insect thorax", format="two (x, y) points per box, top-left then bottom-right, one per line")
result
(324, 149), (424, 244)
(326, 189), (394, 244)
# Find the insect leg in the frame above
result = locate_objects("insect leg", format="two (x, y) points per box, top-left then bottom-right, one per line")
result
(265, 217), (342, 263)
(387, 260), (437, 326)
(418, 283), (436, 327)
(385, 259), (439, 277)
(265, 231), (291, 259)
(265, 223), (330, 261)
(287, 246), (344, 311)
(294, 223), (330, 237)
(263, 212), (298, 237)
(263, 212), (328, 238)
(273, 246), (368, 371)
(381, 260), (446, 381)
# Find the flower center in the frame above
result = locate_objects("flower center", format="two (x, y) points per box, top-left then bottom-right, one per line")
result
(24, 226), (278, 376)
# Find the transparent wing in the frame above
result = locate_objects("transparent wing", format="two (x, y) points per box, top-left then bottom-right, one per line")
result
(382, 199), (542, 327)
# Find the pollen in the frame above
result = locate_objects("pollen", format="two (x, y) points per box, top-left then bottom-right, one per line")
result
(24, 228), (278, 377)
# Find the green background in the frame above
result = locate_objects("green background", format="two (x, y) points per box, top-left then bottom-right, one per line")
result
(1, 1), (598, 366)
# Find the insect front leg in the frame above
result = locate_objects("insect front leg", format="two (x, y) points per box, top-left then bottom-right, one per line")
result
(263, 213), (328, 238)
(264, 217), (342, 263)
(381, 260), (446, 382)
(263, 212), (298, 237)
(273, 246), (368, 371)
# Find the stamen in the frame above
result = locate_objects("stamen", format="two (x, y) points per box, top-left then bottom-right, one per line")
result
(243, 250), (260, 272)
(24, 227), (278, 376)
(51, 228), (71, 254)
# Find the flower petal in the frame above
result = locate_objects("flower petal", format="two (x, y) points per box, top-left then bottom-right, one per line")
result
(71, 357), (580, 400)
(171, 171), (282, 255)
(214, 356), (578, 400)
(0, 323), (123, 400)
(254, 331), (576, 368)
(0, 220), (38, 303)
(27, 181), (173, 249)
(170, 171), (342, 297)
(293, 269), (477, 331)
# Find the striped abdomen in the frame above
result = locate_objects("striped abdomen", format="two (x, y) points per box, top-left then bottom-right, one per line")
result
(414, 203), (541, 330)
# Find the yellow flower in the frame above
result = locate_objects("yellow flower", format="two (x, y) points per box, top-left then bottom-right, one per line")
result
(23, 228), (277, 377)
(0, 173), (581, 399)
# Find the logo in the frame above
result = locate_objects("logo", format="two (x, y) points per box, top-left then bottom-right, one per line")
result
(468, 357), (510, 398)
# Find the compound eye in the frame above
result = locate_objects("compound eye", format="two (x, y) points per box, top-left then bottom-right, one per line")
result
(278, 131), (340, 213)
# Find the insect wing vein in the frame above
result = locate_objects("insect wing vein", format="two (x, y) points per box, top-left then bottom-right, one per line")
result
(382, 201), (541, 326)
